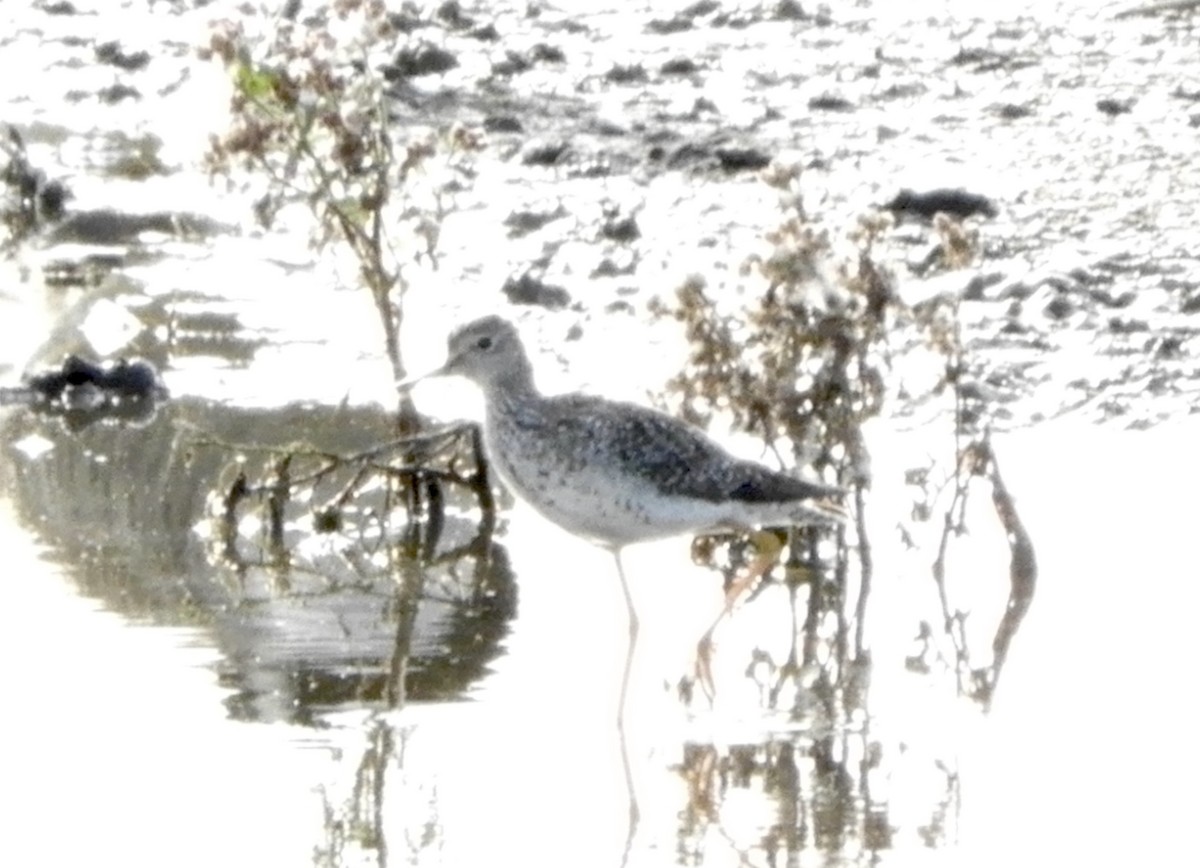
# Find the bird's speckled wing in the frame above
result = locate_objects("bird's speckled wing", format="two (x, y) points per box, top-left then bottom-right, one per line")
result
(535, 393), (839, 505)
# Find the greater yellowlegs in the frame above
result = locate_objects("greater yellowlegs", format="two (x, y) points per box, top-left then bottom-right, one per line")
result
(431, 317), (842, 536)
(406, 315), (845, 833)
(408, 316), (844, 709)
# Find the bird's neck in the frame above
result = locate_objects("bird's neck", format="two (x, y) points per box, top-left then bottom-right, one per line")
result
(483, 358), (540, 417)
(495, 351), (539, 392)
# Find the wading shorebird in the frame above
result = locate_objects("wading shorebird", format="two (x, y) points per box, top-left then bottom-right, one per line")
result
(405, 316), (845, 715)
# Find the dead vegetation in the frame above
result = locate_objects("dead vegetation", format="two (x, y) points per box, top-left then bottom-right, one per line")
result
(653, 161), (1035, 713)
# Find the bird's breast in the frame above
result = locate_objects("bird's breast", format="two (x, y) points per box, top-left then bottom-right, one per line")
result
(480, 406), (728, 546)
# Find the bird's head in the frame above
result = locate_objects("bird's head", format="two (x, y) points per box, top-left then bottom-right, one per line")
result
(399, 316), (533, 393)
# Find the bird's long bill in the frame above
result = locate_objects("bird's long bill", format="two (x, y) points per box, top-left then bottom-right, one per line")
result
(395, 362), (450, 391)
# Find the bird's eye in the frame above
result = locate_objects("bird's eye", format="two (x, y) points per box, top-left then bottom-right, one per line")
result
(476, 336), (493, 351)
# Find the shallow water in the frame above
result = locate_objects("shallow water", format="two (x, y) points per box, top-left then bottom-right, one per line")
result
(5, 417), (1199, 866)
(0, 498), (327, 867)
(3, 0), (1200, 866)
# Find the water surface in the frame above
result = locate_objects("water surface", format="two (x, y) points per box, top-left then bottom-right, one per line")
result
(2, 0), (1199, 865)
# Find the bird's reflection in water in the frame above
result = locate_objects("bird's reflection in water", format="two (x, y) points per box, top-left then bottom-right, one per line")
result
(314, 711), (961, 868)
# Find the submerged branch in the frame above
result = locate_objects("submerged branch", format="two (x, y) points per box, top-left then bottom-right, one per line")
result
(974, 440), (1037, 708)
(931, 431), (1037, 708)
(195, 418), (494, 577)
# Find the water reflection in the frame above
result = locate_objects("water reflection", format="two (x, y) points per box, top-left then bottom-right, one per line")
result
(0, 344), (1042, 866)
(308, 706), (962, 867)
(673, 735), (913, 863)
(0, 398), (513, 724)
(0, 378), (1042, 866)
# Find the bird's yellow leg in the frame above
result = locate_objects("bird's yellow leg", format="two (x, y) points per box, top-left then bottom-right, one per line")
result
(695, 529), (785, 699)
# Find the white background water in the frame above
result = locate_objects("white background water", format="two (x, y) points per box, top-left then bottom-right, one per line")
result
(2, 0), (1198, 865)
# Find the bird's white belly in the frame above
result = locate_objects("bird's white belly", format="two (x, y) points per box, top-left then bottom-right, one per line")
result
(483, 424), (725, 546)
